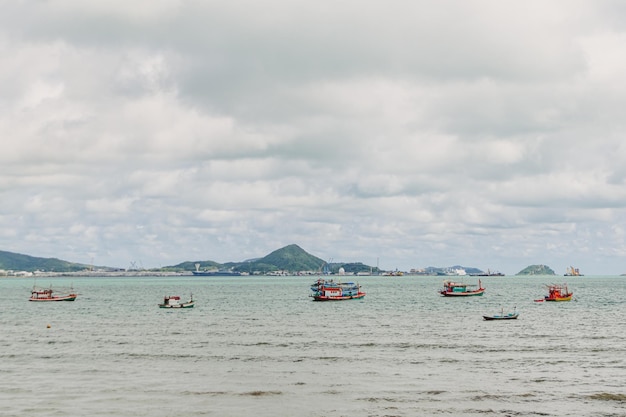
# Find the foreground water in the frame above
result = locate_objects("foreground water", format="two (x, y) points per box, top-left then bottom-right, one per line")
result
(2, 275), (625, 416)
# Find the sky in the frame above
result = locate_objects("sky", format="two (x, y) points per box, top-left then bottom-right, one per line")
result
(2, 1), (626, 274)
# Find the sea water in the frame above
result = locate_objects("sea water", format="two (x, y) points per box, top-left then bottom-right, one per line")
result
(1, 275), (625, 416)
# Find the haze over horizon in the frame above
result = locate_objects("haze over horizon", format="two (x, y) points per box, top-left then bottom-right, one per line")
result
(2, 1), (626, 275)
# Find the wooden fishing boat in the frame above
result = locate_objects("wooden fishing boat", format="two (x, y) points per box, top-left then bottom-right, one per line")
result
(158, 295), (194, 308)
(29, 287), (77, 302)
(483, 307), (518, 321)
(535, 284), (573, 302)
(310, 279), (365, 301)
(440, 279), (485, 297)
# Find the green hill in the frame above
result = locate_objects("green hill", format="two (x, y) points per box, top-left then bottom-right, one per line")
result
(169, 244), (328, 274)
(334, 262), (379, 274)
(0, 250), (89, 272)
(160, 260), (221, 272)
(236, 244), (326, 273)
(516, 264), (556, 275)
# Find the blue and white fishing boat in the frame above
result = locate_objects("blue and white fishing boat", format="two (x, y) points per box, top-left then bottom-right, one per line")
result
(310, 278), (365, 301)
(440, 279), (485, 296)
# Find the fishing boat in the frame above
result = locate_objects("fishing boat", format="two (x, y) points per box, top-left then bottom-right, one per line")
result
(310, 279), (365, 301)
(29, 287), (77, 302)
(158, 295), (195, 308)
(439, 279), (485, 296)
(483, 307), (518, 321)
(535, 284), (573, 302)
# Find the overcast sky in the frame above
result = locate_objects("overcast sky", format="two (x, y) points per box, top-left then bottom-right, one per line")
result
(2, 1), (626, 274)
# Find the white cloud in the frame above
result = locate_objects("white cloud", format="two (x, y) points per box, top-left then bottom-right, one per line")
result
(1, 1), (626, 273)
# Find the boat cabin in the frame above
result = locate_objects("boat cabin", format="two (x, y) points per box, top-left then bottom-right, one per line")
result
(30, 289), (54, 300)
(162, 295), (181, 306)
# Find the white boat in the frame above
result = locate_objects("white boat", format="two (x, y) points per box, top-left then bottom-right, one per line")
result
(158, 295), (194, 308)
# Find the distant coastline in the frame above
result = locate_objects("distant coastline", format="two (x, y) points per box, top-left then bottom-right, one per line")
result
(0, 270), (194, 278)
(2, 269), (622, 278)
(0, 246), (611, 277)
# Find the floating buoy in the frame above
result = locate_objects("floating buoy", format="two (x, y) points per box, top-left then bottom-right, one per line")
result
(47, 324), (51, 328)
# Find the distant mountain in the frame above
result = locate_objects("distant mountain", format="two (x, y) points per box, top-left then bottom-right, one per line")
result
(168, 244), (328, 274)
(333, 262), (379, 275)
(161, 260), (222, 272)
(0, 250), (90, 272)
(233, 244), (326, 273)
(1, 245), (495, 276)
(516, 264), (556, 275)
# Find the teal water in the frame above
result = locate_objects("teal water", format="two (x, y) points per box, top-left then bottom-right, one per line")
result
(2, 275), (625, 416)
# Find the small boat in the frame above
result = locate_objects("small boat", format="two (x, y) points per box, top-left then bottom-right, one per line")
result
(310, 279), (365, 301)
(29, 287), (77, 302)
(535, 283), (573, 302)
(483, 307), (518, 321)
(158, 295), (195, 308)
(440, 279), (485, 296)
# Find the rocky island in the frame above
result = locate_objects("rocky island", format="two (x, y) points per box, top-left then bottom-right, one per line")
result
(516, 264), (556, 275)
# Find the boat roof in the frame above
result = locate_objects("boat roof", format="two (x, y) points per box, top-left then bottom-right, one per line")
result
(443, 281), (476, 286)
(545, 283), (569, 289)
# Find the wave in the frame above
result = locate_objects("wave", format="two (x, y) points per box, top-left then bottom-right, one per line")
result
(587, 392), (626, 402)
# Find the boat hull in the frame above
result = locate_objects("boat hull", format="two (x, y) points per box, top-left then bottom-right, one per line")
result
(192, 271), (241, 276)
(159, 302), (194, 308)
(312, 293), (366, 301)
(544, 295), (572, 302)
(483, 313), (518, 320)
(29, 295), (77, 302)
(440, 290), (485, 297)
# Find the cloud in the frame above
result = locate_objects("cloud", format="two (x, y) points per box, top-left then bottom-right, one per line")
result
(1, 1), (626, 274)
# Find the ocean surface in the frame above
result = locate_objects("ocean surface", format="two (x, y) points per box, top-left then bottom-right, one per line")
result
(2, 275), (625, 417)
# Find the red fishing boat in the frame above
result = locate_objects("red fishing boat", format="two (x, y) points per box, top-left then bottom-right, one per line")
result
(535, 284), (573, 302)
(440, 279), (485, 297)
(29, 287), (77, 302)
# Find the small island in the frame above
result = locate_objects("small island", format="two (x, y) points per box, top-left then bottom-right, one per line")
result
(516, 264), (556, 275)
